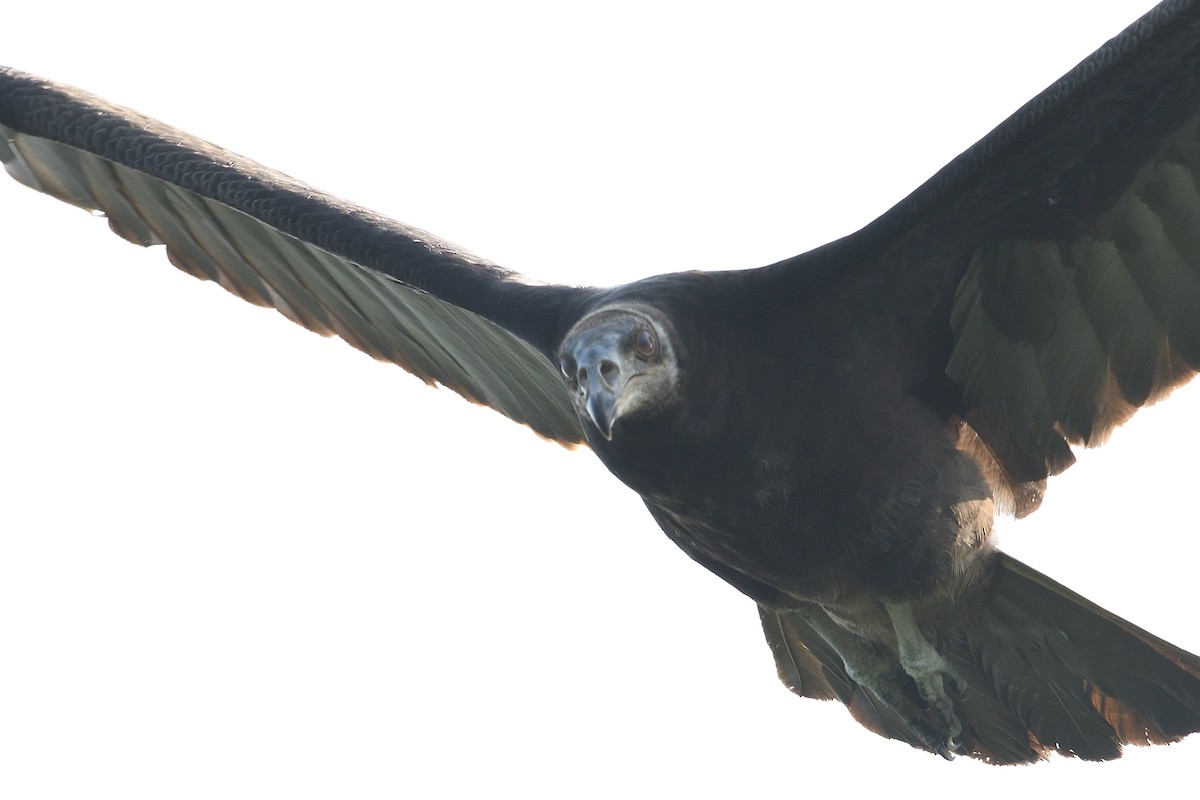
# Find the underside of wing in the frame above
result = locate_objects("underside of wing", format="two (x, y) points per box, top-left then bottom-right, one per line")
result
(933, 1), (1200, 482)
(0, 68), (590, 445)
(766, 0), (1200, 485)
(946, 101), (1200, 481)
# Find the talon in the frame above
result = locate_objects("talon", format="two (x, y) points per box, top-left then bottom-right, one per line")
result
(883, 601), (967, 758)
(802, 602), (970, 762)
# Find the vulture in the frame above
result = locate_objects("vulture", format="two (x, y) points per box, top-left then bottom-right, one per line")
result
(4, 0), (1200, 767)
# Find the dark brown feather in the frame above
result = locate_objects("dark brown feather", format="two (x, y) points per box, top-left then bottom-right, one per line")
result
(762, 555), (1200, 763)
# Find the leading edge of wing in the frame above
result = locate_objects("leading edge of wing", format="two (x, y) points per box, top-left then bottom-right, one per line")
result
(748, 1), (1200, 316)
(754, 1), (1200, 484)
(858, 0), (1200, 264)
(0, 67), (590, 445)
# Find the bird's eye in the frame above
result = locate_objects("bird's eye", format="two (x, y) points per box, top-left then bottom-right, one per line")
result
(558, 355), (576, 381)
(633, 328), (657, 358)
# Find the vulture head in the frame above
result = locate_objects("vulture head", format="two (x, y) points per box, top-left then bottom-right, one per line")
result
(557, 302), (682, 442)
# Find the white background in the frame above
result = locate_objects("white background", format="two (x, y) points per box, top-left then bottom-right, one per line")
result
(3, 0), (1198, 796)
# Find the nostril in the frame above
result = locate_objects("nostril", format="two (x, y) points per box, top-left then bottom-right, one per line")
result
(578, 366), (588, 384)
(599, 359), (618, 386)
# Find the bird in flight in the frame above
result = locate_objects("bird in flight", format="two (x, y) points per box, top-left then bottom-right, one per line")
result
(3, 0), (1200, 765)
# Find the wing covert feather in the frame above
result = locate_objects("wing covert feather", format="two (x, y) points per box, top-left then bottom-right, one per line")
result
(764, 0), (1200, 483)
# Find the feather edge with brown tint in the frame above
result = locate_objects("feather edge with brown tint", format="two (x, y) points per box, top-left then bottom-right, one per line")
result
(761, 555), (1200, 763)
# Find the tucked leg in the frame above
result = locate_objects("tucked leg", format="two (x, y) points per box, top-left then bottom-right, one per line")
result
(883, 601), (965, 754)
(797, 604), (962, 759)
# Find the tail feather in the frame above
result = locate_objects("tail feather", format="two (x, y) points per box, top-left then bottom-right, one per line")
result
(944, 648), (1044, 764)
(760, 553), (1200, 763)
(760, 604), (929, 750)
(986, 555), (1200, 745)
(760, 607), (850, 703)
(965, 609), (1123, 760)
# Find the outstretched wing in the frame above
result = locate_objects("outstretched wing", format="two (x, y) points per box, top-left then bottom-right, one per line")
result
(775, 0), (1200, 485)
(0, 68), (591, 445)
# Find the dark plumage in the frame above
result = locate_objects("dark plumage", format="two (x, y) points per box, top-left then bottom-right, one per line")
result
(4, 0), (1200, 772)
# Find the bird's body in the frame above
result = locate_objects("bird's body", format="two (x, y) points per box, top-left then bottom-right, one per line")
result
(582, 271), (980, 608)
(4, 0), (1200, 774)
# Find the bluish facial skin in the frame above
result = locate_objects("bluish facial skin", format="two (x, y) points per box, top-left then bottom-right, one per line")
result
(558, 304), (674, 442)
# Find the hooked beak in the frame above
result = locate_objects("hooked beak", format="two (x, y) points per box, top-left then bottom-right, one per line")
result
(560, 304), (668, 443)
(576, 349), (626, 440)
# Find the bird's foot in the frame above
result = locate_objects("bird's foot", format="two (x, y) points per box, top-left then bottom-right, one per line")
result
(844, 652), (966, 759)
(797, 602), (967, 758)
(903, 651), (965, 757)
(884, 601), (966, 758)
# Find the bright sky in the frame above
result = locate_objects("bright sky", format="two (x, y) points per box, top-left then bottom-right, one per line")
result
(3, 1), (1198, 797)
